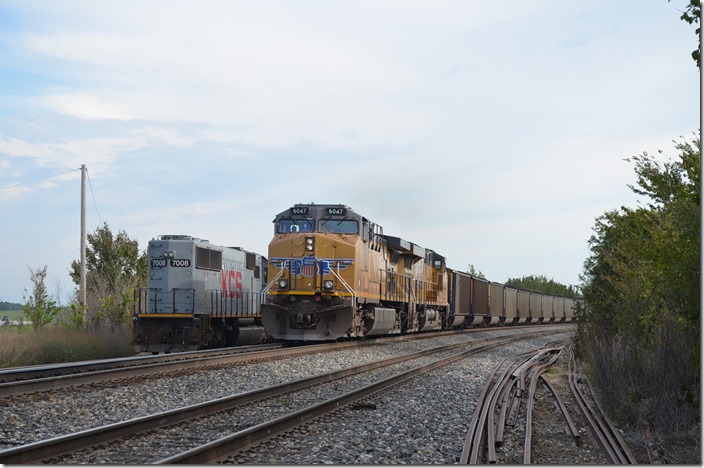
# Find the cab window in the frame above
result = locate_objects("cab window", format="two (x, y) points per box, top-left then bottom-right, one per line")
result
(319, 219), (358, 234)
(277, 218), (314, 233)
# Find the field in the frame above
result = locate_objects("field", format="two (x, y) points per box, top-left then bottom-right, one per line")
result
(0, 309), (27, 322)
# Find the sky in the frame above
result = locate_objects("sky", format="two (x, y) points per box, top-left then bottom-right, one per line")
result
(0, 0), (700, 304)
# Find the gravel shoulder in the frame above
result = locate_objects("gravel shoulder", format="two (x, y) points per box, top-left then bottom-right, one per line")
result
(0, 326), (678, 464)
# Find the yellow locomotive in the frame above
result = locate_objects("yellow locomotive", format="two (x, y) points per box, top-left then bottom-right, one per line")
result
(261, 203), (449, 341)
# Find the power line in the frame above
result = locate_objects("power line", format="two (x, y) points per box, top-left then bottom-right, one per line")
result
(0, 168), (81, 192)
(86, 168), (103, 225)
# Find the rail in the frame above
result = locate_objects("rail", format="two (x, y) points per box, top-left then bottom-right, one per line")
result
(568, 348), (637, 464)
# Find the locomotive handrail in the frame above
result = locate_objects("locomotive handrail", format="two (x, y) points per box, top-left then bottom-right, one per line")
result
(324, 257), (356, 304)
(206, 290), (261, 317)
(262, 267), (285, 296)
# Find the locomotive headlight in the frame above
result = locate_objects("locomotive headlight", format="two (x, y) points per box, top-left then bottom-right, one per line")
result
(323, 280), (334, 291)
(305, 237), (315, 252)
(278, 279), (289, 290)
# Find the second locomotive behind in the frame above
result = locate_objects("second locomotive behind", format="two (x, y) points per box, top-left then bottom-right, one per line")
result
(132, 235), (268, 353)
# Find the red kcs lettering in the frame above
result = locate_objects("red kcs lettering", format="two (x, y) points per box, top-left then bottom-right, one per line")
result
(221, 269), (243, 299)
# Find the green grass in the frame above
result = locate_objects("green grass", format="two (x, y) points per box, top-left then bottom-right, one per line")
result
(0, 309), (27, 322)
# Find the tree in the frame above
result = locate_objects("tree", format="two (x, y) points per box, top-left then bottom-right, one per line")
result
(505, 275), (578, 297)
(670, 0), (701, 68)
(69, 223), (147, 330)
(578, 132), (700, 438)
(23, 265), (62, 331)
(582, 132), (700, 332)
(466, 264), (486, 279)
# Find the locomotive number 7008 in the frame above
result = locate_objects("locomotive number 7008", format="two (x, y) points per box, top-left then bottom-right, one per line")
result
(151, 258), (191, 268)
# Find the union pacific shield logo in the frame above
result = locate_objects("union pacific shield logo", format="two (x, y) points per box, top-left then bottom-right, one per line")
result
(300, 256), (316, 277)
(270, 257), (354, 277)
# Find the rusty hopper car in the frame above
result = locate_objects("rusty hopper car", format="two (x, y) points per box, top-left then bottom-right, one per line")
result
(261, 203), (449, 341)
(133, 235), (267, 353)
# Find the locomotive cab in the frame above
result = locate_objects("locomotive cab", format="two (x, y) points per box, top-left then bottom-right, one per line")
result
(262, 204), (362, 340)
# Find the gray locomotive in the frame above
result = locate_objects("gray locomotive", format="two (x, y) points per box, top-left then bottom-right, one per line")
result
(132, 235), (268, 353)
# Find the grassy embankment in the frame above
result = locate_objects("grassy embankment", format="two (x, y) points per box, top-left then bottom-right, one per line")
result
(0, 310), (136, 368)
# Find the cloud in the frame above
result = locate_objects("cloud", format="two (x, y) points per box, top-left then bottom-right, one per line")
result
(41, 93), (136, 120)
(0, 0), (697, 303)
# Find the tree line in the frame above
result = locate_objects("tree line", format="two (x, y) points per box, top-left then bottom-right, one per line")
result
(578, 132), (700, 455)
(0, 301), (23, 311)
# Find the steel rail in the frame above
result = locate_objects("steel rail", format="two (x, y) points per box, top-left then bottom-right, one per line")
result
(567, 348), (636, 464)
(0, 343), (286, 384)
(461, 359), (506, 464)
(522, 347), (564, 463)
(157, 335), (537, 465)
(0, 327), (481, 386)
(493, 372), (518, 448)
(0, 330), (558, 464)
(583, 376), (637, 463)
(461, 344), (566, 464)
(0, 325), (569, 397)
(539, 375), (580, 444)
(486, 361), (525, 463)
(0, 340), (376, 397)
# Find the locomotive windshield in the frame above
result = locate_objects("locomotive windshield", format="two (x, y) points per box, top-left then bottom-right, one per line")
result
(277, 218), (314, 233)
(319, 219), (358, 234)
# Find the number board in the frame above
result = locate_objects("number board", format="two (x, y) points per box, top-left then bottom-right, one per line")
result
(151, 258), (191, 268)
(325, 207), (346, 216)
(290, 207), (310, 215)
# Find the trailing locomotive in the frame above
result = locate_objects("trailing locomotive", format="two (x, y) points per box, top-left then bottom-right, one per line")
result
(261, 203), (576, 341)
(132, 235), (268, 353)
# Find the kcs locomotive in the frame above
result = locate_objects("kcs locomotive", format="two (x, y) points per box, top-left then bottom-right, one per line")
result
(261, 203), (576, 341)
(132, 235), (267, 353)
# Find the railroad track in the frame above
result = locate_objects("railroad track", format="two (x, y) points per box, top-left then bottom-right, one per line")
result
(0, 340), (375, 397)
(0, 328), (564, 464)
(459, 340), (637, 464)
(0, 343), (283, 385)
(567, 347), (637, 464)
(0, 325), (568, 397)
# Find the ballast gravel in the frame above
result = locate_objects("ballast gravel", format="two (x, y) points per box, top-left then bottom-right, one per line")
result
(0, 327), (584, 463)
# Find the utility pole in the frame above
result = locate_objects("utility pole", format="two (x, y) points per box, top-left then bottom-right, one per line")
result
(79, 164), (87, 309)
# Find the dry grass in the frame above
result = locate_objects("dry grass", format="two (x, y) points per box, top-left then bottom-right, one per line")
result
(0, 326), (135, 368)
(578, 320), (701, 464)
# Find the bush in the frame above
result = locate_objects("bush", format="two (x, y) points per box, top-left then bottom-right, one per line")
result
(578, 317), (700, 463)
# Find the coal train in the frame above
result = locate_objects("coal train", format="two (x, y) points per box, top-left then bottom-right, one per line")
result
(132, 204), (577, 352)
(132, 235), (267, 353)
(261, 203), (577, 341)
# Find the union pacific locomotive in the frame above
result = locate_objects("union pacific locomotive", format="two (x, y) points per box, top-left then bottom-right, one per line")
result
(262, 203), (576, 341)
(132, 235), (268, 353)
(260, 203), (576, 342)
